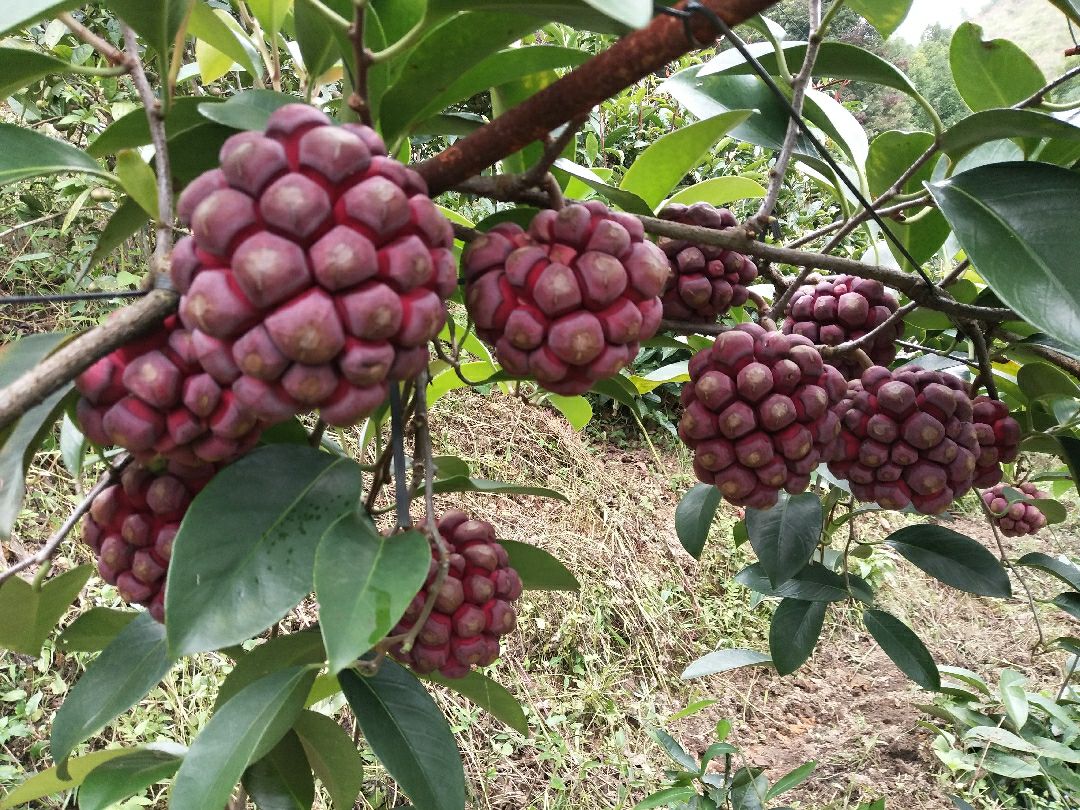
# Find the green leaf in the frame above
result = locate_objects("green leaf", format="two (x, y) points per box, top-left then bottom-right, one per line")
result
(1051, 592), (1080, 621)
(976, 749), (1042, 778)
(424, 670), (529, 735)
(579, 0), (652, 28)
(634, 787), (698, 809)
(215, 632), (326, 710)
(680, 648), (773, 680)
(885, 525), (1011, 597)
(1058, 435), (1080, 495)
(198, 89), (302, 132)
(998, 669), (1029, 731)
(1048, 0), (1080, 25)
(547, 394), (592, 431)
(0, 748), (134, 810)
(941, 109), (1080, 162)
(166, 445), (362, 657)
(339, 662), (465, 810)
(949, 23), (1045, 112)
(0, 566), (90, 657)
(735, 562), (873, 604)
(293, 711), (364, 810)
(88, 198), (148, 271)
(766, 760), (816, 799)
(89, 97), (222, 157)
(170, 666), (317, 810)
(294, 0), (346, 86)
(846, 0), (913, 38)
(0, 123), (111, 186)
(499, 539), (578, 591)
(665, 176), (767, 208)
(78, 747), (183, 810)
(114, 150), (158, 218)
(867, 130), (935, 198)
(620, 111), (752, 210)
(187, 3), (260, 80)
(51, 613), (173, 769)
(431, 476), (568, 502)
(745, 492), (823, 588)
(551, 158), (654, 216)
(928, 162), (1080, 355)
(0, 332), (72, 540)
(1018, 361), (1080, 401)
(1016, 551), (1080, 591)
(769, 598), (827, 675)
(0, 2), (82, 37)
(0, 48), (84, 101)
(650, 728), (698, 771)
(675, 484), (721, 560)
(56, 607), (137, 653)
(316, 514), (430, 674)
(964, 725), (1039, 754)
(242, 731), (315, 810)
(863, 608), (940, 690)
(104, 0), (191, 64)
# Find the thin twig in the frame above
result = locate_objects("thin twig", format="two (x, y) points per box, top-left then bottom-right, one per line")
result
(0, 457), (129, 587)
(348, 2), (374, 126)
(122, 25), (174, 280)
(659, 319), (730, 336)
(524, 115), (588, 185)
(784, 195), (933, 249)
(0, 290), (148, 307)
(58, 13), (130, 66)
(1017, 63), (1080, 107)
(965, 321), (999, 399)
(894, 339), (980, 368)
(999, 331), (1080, 380)
(768, 266), (812, 319)
(979, 499), (1046, 651)
(821, 301), (917, 358)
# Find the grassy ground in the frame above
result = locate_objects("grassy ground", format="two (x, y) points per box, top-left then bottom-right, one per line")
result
(2, 380), (1077, 809)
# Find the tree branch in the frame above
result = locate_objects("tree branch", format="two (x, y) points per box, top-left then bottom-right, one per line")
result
(58, 12), (130, 67)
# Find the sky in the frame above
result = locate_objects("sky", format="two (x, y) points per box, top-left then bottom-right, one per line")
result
(894, 0), (987, 42)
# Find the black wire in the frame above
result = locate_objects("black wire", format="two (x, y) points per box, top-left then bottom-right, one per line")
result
(0, 290), (148, 306)
(388, 384), (412, 530)
(662, 2), (941, 295)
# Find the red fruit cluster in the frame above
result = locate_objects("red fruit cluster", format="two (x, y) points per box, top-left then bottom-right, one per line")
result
(971, 396), (1022, 487)
(782, 275), (903, 378)
(462, 201), (669, 395)
(678, 323), (848, 509)
(829, 365), (980, 514)
(82, 463), (213, 621)
(76, 316), (262, 467)
(656, 203), (758, 321)
(172, 103), (456, 427)
(390, 511), (522, 679)
(982, 482), (1049, 536)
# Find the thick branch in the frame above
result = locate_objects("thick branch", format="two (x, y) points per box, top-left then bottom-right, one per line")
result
(413, 0), (779, 194)
(0, 290), (178, 432)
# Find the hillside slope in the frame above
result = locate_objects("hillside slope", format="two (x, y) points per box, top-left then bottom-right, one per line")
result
(972, 0), (1075, 77)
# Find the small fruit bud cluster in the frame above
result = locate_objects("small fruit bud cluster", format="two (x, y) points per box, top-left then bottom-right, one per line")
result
(782, 275), (902, 378)
(82, 463), (214, 621)
(462, 201), (669, 395)
(389, 511), (522, 679)
(829, 365), (980, 514)
(656, 203), (758, 322)
(982, 482), (1049, 536)
(971, 396), (1022, 487)
(678, 323), (848, 509)
(172, 103), (456, 427)
(76, 316), (263, 467)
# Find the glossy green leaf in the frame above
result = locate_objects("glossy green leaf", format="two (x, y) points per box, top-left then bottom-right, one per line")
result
(0, 2), (81, 36)
(316, 514), (429, 673)
(198, 89), (302, 132)
(166, 445), (361, 657)
(104, 0), (191, 63)
(928, 162), (1080, 355)
(964, 725), (1039, 754)
(242, 731), (315, 810)
(215, 632), (326, 710)
(171, 666), (316, 810)
(499, 539), (578, 591)
(864, 608), (940, 690)
(634, 786), (697, 809)
(847, 0), (913, 38)
(340, 662), (465, 810)
(51, 613), (172, 770)
(578, 0), (651, 27)
(551, 158), (654, 215)
(0, 565), (90, 657)
(0, 748), (134, 810)
(1058, 435), (1080, 495)
(187, 3), (260, 80)
(650, 728), (698, 772)
(0, 123), (111, 186)
(431, 476), (568, 502)
(88, 198), (148, 271)
(665, 175), (767, 208)
(680, 648), (773, 680)
(998, 669), (1028, 731)
(547, 394), (592, 431)
(885, 525), (1011, 597)
(675, 484), (721, 560)
(0, 332), (71, 540)
(1048, 0), (1080, 24)
(867, 130), (934, 197)
(247, 0), (291, 36)
(976, 749), (1041, 778)
(425, 670), (529, 735)
(1016, 551), (1080, 591)
(766, 759), (816, 799)
(735, 562), (873, 603)
(1051, 592), (1080, 621)
(745, 492), (823, 588)
(294, 0), (347, 86)
(293, 710), (364, 810)
(0, 48), (84, 101)
(56, 607), (137, 653)
(949, 23), (1044, 112)
(89, 97), (221, 157)
(620, 111), (751, 210)
(1018, 361), (1080, 401)
(770, 598), (827, 675)
(941, 109), (1080, 161)
(114, 149), (158, 217)
(78, 747), (183, 810)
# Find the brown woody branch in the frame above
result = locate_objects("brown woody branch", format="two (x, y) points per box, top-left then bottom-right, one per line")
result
(58, 13), (130, 66)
